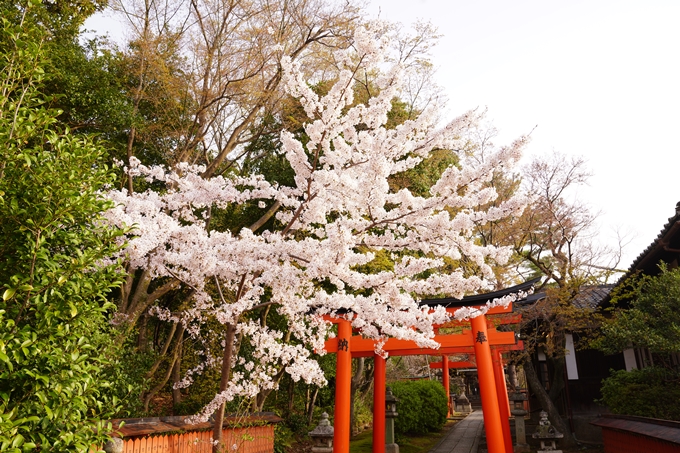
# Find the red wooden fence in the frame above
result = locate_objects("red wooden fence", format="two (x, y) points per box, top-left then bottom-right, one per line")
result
(592, 414), (680, 453)
(119, 426), (274, 453)
(109, 413), (281, 453)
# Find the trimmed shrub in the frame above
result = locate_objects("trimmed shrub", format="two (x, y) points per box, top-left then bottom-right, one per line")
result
(600, 367), (680, 421)
(390, 380), (448, 435)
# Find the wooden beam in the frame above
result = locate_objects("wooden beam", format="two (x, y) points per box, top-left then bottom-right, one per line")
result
(324, 328), (516, 355)
(430, 360), (476, 369)
(322, 302), (516, 325)
(435, 313), (521, 329)
(373, 342), (524, 358)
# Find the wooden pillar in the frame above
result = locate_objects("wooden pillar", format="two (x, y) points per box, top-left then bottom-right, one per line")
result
(334, 319), (352, 453)
(471, 315), (507, 453)
(442, 355), (450, 416)
(373, 354), (386, 453)
(493, 348), (513, 453)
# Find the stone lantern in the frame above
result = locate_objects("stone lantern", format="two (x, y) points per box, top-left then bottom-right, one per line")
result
(532, 410), (563, 453)
(454, 391), (472, 413)
(509, 391), (530, 452)
(309, 412), (334, 453)
(385, 387), (399, 453)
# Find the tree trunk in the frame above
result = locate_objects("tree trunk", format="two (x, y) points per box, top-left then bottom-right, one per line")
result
(251, 367), (286, 412)
(548, 357), (566, 403)
(213, 323), (236, 453)
(137, 314), (149, 351)
(307, 387), (319, 425)
(507, 363), (518, 392)
(142, 326), (184, 412)
(287, 379), (295, 416)
(522, 357), (576, 447)
(172, 333), (183, 407)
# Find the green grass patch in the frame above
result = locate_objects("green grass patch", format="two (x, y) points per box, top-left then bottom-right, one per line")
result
(349, 420), (458, 453)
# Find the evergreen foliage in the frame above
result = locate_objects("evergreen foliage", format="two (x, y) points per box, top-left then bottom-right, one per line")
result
(390, 380), (448, 436)
(596, 264), (680, 355)
(0, 9), (127, 450)
(594, 265), (680, 421)
(599, 367), (680, 421)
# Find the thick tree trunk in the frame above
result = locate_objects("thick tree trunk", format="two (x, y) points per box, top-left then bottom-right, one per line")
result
(213, 323), (236, 453)
(522, 357), (576, 447)
(548, 357), (567, 402)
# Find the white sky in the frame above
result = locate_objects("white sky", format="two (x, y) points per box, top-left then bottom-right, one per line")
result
(367, 0), (680, 269)
(85, 0), (680, 269)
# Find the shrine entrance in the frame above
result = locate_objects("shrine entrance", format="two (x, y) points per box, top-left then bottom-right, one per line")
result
(323, 279), (536, 453)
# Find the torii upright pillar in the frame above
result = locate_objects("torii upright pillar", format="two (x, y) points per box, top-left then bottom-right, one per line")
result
(492, 348), (513, 453)
(471, 314), (507, 453)
(334, 319), (352, 453)
(373, 354), (386, 453)
(442, 355), (450, 416)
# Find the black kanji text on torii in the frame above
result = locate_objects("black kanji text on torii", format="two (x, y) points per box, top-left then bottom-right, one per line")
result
(338, 338), (349, 351)
(475, 331), (487, 344)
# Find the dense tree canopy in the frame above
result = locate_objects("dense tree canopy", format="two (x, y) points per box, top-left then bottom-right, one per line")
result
(596, 264), (680, 355)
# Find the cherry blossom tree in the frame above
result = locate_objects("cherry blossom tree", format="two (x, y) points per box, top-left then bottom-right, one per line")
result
(105, 25), (528, 449)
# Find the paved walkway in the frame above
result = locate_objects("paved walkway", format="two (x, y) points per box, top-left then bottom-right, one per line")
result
(428, 410), (485, 453)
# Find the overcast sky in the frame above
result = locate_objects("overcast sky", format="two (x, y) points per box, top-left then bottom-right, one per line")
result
(365, 0), (680, 269)
(85, 0), (680, 269)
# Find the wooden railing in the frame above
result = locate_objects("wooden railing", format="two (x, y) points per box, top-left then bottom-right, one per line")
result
(109, 413), (282, 453)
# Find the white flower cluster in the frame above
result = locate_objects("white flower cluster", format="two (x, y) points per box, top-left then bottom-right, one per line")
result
(105, 24), (528, 417)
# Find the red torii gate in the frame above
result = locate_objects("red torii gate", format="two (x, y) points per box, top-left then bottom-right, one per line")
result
(322, 279), (535, 453)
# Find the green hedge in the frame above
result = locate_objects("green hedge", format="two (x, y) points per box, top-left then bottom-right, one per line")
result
(600, 367), (680, 421)
(389, 380), (448, 435)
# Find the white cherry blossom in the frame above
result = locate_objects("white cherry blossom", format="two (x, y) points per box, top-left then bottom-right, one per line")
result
(104, 24), (529, 418)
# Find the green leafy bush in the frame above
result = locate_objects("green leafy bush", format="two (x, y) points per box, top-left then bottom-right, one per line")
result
(595, 264), (680, 355)
(354, 393), (374, 431)
(600, 367), (680, 421)
(0, 9), (127, 451)
(284, 412), (310, 435)
(273, 424), (294, 453)
(390, 380), (448, 435)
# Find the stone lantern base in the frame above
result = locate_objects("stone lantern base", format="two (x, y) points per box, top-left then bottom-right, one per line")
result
(386, 443), (399, 453)
(454, 392), (472, 413)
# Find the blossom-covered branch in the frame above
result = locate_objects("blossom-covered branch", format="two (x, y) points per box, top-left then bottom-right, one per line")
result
(104, 23), (528, 425)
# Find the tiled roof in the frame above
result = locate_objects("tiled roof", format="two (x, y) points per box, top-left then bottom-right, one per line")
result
(419, 277), (541, 308)
(628, 201), (680, 274)
(601, 201), (680, 307)
(515, 284), (613, 309)
(572, 284), (614, 309)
